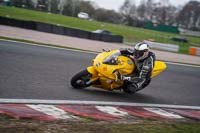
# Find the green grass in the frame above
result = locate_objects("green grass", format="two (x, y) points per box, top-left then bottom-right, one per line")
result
(110, 122), (200, 133)
(0, 113), (200, 133)
(0, 6), (200, 54)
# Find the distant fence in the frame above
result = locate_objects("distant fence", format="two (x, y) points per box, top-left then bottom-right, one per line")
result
(144, 21), (179, 33)
(144, 40), (179, 52)
(179, 28), (200, 37)
(0, 16), (123, 43)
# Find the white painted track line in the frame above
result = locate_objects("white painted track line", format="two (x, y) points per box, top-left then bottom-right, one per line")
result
(27, 104), (75, 119)
(165, 61), (200, 68)
(144, 108), (184, 119)
(0, 99), (199, 110)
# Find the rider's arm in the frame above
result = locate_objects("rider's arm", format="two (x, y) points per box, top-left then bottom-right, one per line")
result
(119, 48), (134, 56)
(112, 48), (134, 57)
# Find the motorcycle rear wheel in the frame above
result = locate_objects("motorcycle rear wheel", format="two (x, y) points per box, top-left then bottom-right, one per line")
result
(70, 69), (92, 89)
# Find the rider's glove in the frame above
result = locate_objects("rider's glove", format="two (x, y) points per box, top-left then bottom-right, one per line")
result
(122, 76), (132, 81)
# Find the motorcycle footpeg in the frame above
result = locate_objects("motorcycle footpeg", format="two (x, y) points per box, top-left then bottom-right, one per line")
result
(86, 80), (93, 85)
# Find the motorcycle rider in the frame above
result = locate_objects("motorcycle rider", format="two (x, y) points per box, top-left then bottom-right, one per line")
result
(114, 42), (156, 94)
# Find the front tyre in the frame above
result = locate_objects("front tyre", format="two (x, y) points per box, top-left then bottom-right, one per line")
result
(70, 69), (92, 89)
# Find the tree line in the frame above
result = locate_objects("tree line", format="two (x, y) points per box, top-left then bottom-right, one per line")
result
(5, 0), (200, 31)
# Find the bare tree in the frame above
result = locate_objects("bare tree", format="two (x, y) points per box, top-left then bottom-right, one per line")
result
(142, 0), (177, 25)
(177, 1), (200, 30)
(158, 0), (169, 24)
(37, 0), (48, 11)
(79, 1), (95, 18)
(47, 0), (59, 13)
(94, 8), (122, 24)
(165, 5), (178, 25)
(120, 0), (137, 26)
(137, 0), (146, 21)
(62, 0), (80, 17)
(145, 0), (154, 20)
(11, 0), (35, 8)
(58, 0), (65, 14)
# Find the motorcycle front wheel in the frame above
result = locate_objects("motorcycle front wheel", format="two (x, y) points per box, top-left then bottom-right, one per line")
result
(70, 69), (92, 89)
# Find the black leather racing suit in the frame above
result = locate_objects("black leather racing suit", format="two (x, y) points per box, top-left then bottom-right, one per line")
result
(119, 48), (156, 93)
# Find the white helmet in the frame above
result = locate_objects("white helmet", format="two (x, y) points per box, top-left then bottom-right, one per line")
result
(134, 42), (149, 61)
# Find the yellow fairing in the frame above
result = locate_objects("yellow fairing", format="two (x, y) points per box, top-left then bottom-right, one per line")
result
(93, 50), (135, 79)
(151, 61), (167, 78)
(87, 50), (135, 90)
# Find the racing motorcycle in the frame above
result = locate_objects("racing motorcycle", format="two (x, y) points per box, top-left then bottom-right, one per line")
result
(70, 50), (167, 93)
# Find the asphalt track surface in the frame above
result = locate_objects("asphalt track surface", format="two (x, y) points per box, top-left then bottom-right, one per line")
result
(0, 40), (200, 106)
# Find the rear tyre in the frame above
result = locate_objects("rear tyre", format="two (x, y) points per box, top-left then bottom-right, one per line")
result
(70, 69), (92, 89)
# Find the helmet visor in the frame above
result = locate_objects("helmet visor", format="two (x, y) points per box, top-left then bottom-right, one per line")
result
(134, 50), (147, 58)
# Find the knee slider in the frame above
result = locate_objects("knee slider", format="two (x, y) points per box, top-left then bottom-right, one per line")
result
(143, 66), (150, 71)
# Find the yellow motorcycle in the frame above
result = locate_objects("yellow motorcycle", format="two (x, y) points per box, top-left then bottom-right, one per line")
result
(71, 50), (167, 93)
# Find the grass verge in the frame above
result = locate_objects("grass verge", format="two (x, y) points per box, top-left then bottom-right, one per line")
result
(0, 114), (200, 133)
(0, 6), (200, 54)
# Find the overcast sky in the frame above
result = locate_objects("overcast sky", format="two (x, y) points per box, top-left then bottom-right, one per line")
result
(87, 0), (198, 11)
